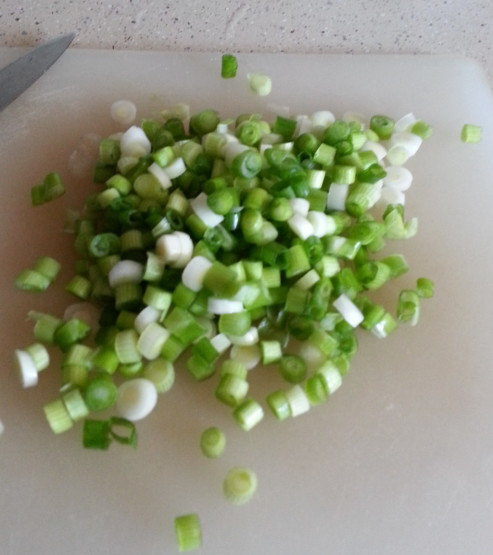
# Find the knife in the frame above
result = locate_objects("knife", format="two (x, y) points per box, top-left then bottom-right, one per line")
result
(0, 33), (75, 112)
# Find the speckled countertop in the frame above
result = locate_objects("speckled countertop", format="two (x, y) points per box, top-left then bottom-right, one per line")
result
(0, 0), (492, 85)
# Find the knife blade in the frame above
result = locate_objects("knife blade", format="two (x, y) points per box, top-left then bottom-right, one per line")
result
(0, 33), (75, 112)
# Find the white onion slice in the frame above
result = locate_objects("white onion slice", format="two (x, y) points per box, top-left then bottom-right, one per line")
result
(208, 298), (244, 314)
(326, 183), (349, 211)
(210, 333), (232, 354)
(286, 385), (311, 417)
(290, 198), (310, 217)
(14, 350), (38, 388)
(190, 193), (224, 228)
(148, 163), (172, 189)
(182, 256), (213, 292)
(333, 294), (364, 328)
(134, 306), (162, 334)
(110, 100), (137, 125)
(383, 166), (413, 191)
(288, 213), (314, 240)
(389, 131), (422, 157)
(108, 260), (144, 288)
(116, 378), (158, 421)
(119, 125), (151, 157)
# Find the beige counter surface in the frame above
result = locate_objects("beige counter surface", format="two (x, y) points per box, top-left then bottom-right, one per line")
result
(1, 0), (492, 83)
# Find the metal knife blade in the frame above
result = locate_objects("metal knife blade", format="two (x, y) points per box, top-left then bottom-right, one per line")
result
(0, 33), (75, 112)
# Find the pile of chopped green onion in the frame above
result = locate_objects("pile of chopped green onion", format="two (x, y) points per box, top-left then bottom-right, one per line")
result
(14, 94), (435, 550)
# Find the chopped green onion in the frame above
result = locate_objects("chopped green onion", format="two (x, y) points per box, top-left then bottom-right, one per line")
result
(233, 398), (264, 431)
(411, 120), (433, 139)
(221, 54), (238, 78)
(44, 399), (73, 434)
(200, 426), (226, 458)
(15, 99), (436, 548)
(143, 358), (175, 393)
(215, 374), (249, 406)
(189, 109), (219, 137)
(247, 73), (272, 96)
(109, 417), (138, 447)
(266, 390), (292, 420)
(461, 123), (482, 143)
(31, 172), (65, 205)
(82, 418), (111, 449)
(84, 376), (117, 411)
(223, 466), (258, 505)
(370, 115), (395, 139)
(53, 318), (91, 352)
(397, 289), (421, 325)
(174, 513), (202, 552)
(279, 354), (307, 384)
(62, 388), (90, 421)
(416, 277), (435, 298)
(15, 269), (51, 292)
(116, 378), (158, 421)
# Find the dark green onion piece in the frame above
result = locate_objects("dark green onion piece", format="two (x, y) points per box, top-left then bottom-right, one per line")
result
(189, 109), (220, 137)
(272, 116), (297, 140)
(82, 419), (111, 450)
(231, 150), (263, 179)
(323, 120), (350, 145)
(221, 53), (238, 78)
(109, 417), (138, 447)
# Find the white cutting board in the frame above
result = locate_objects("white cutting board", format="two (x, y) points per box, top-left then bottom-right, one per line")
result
(1, 49), (493, 555)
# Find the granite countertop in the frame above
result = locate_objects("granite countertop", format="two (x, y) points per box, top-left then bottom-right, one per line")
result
(0, 0), (492, 85)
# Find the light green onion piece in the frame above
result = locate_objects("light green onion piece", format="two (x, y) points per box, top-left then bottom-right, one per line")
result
(65, 274), (92, 299)
(304, 374), (329, 405)
(137, 322), (170, 360)
(24, 342), (50, 371)
(31, 172), (65, 206)
(266, 390), (292, 420)
(279, 354), (307, 384)
(260, 340), (282, 365)
(15, 269), (51, 292)
(143, 358), (175, 393)
(247, 73), (272, 96)
(233, 398), (264, 430)
(62, 388), (90, 421)
(285, 384), (311, 417)
(223, 466), (258, 505)
(44, 399), (73, 434)
(416, 277), (435, 298)
(114, 329), (141, 364)
(33, 256), (61, 282)
(174, 513), (202, 552)
(200, 426), (226, 458)
(397, 289), (421, 325)
(220, 359), (248, 379)
(461, 124), (482, 143)
(215, 374), (249, 406)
